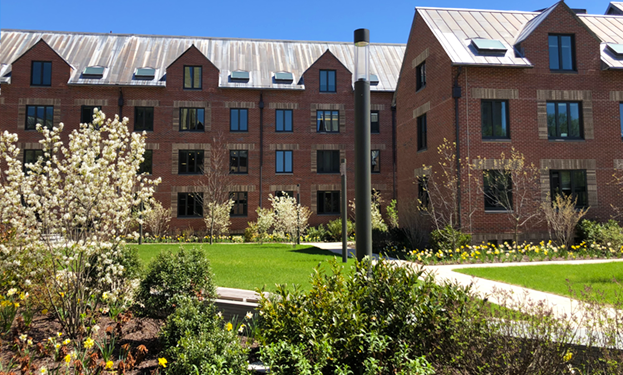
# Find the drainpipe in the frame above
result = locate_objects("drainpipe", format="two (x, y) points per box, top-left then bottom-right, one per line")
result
(118, 88), (124, 118)
(259, 93), (264, 208)
(453, 67), (463, 229)
(391, 104), (397, 200)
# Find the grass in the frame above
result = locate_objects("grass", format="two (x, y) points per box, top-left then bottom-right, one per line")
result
(455, 262), (623, 305)
(129, 243), (355, 292)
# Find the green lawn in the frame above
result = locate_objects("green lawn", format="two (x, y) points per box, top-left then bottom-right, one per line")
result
(129, 243), (355, 292)
(455, 262), (623, 305)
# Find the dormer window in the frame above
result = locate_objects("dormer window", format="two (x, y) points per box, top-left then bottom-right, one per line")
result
(184, 66), (202, 89)
(82, 66), (105, 78)
(370, 74), (379, 85)
(135, 67), (156, 80)
(471, 39), (507, 54)
(274, 72), (293, 82)
(231, 70), (250, 81)
(549, 35), (575, 71)
(31, 61), (51, 86)
(319, 70), (336, 92)
(607, 43), (623, 56)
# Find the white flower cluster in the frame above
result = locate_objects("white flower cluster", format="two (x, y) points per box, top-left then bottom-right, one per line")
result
(268, 193), (311, 243)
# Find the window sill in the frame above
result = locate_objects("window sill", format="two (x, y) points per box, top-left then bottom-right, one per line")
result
(316, 132), (340, 134)
(416, 85), (426, 93)
(548, 138), (585, 142)
(230, 173), (249, 175)
(276, 173), (294, 175)
(317, 213), (340, 216)
(549, 70), (577, 74)
(179, 130), (205, 133)
(183, 88), (202, 90)
(134, 129), (154, 132)
(230, 130), (249, 133)
(482, 138), (511, 142)
(30, 85), (52, 88)
(319, 91), (337, 94)
(485, 210), (513, 214)
(276, 130), (294, 133)
(178, 172), (204, 175)
(317, 172), (340, 174)
(417, 148), (427, 153)
(230, 215), (248, 218)
(177, 216), (203, 219)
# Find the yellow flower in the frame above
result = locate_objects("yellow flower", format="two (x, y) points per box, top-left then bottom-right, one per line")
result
(564, 351), (573, 362)
(83, 337), (95, 349)
(63, 339), (71, 345)
(41, 309), (48, 315)
(158, 358), (167, 368)
(105, 361), (114, 370)
(14, 302), (19, 308)
(64, 354), (71, 364)
(226, 322), (233, 331)
(57, 332), (62, 337)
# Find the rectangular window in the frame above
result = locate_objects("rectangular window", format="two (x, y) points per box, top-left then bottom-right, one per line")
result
(31, 61), (52, 86)
(316, 110), (339, 133)
(134, 107), (154, 131)
(230, 150), (248, 174)
(549, 34), (575, 71)
(481, 100), (509, 139)
(417, 177), (429, 208)
(317, 150), (340, 174)
(178, 150), (204, 174)
(317, 191), (340, 214)
(178, 192), (203, 217)
(81, 106), (102, 124)
(23, 149), (44, 172)
(138, 150), (153, 175)
(550, 170), (588, 208)
(230, 192), (248, 216)
(319, 70), (336, 92)
(416, 61), (426, 91)
(26, 105), (54, 130)
(417, 114), (427, 151)
(371, 150), (381, 173)
(230, 109), (248, 132)
(275, 191), (294, 198)
(183, 66), (202, 89)
(371, 111), (380, 133)
(276, 150), (293, 173)
(483, 170), (512, 211)
(546, 102), (582, 139)
(180, 108), (205, 131)
(276, 109), (293, 132)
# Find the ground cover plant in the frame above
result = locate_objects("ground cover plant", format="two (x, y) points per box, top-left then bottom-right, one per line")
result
(455, 261), (623, 305)
(130, 243), (355, 291)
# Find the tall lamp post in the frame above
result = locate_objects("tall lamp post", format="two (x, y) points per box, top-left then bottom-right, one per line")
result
(354, 29), (372, 261)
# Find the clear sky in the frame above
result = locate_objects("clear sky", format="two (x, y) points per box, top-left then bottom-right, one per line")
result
(0, 0), (612, 44)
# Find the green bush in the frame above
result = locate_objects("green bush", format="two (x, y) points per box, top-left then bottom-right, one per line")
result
(244, 222), (258, 242)
(161, 296), (248, 375)
(258, 259), (459, 374)
(305, 224), (328, 242)
(136, 247), (215, 318)
(578, 219), (623, 250)
(430, 225), (471, 251)
(326, 218), (354, 241)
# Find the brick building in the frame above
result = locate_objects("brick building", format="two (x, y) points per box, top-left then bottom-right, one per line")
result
(396, 1), (623, 243)
(0, 30), (405, 233)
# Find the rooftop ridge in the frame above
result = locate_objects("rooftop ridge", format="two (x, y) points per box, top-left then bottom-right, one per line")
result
(416, 6), (539, 14)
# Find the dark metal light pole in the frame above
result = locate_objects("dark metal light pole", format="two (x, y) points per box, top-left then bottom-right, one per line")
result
(354, 28), (372, 261)
(296, 184), (300, 246)
(340, 158), (348, 263)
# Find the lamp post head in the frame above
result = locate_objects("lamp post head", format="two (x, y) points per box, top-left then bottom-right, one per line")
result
(354, 29), (370, 82)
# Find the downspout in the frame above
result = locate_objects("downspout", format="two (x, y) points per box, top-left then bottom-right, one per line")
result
(259, 93), (264, 208)
(118, 88), (124, 118)
(391, 104), (397, 200)
(453, 67), (463, 229)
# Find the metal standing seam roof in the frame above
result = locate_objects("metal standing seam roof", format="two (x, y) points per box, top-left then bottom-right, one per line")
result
(0, 30), (405, 92)
(417, 3), (623, 70)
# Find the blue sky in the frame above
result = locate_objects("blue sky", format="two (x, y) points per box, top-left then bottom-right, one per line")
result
(0, 0), (612, 44)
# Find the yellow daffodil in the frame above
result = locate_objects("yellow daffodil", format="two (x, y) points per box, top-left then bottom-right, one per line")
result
(158, 358), (167, 368)
(64, 354), (71, 364)
(226, 322), (233, 331)
(105, 361), (114, 370)
(83, 337), (95, 349)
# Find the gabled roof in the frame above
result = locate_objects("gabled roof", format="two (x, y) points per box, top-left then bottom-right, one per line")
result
(0, 30), (405, 92)
(514, 2), (559, 45)
(606, 2), (623, 15)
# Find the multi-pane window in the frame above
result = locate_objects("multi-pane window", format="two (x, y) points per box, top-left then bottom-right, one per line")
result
(371, 111), (380, 133)
(483, 170), (512, 211)
(80, 106), (102, 124)
(417, 114), (427, 151)
(276, 150), (293, 173)
(23, 150), (43, 172)
(276, 109), (293, 132)
(230, 150), (248, 174)
(549, 35), (575, 71)
(178, 193), (203, 217)
(550, 170), (588, 208)
(134, 107), (154, 131)
(230, 109), (248, 132)
(416, 61), (426, 91)
(180, 108), (205, 131)
(138, 150), (153, 175)
(417, 177), (429, 207)
(316, 110), (339, 133)
(319, 70), (336, 92)
(481, 100), (509, 139)
(178, 150), (204, 174)
(183, 66), (202, 89)
(317, 150), (340, 173)
(31, 61), (52, 86)
(546, 102), (582, 139)
(26, 105), (53, 130)
(371, 150), (380, 173)
(230, 192), (248, 216)
(317, 191), (340, 214)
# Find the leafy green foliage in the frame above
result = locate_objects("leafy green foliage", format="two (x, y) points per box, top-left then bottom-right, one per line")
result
(578, 219), (623, 251)
(136, 247), (215, 318)
(326, 218), (354, 241)
(430, 225), (471, 251)
(305, 224), (328, 242)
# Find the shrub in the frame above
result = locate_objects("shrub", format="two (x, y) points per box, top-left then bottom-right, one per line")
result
(161, 296), (248, 375)
(306, 224), (328, 242)
(326, 218), (354, 241)
(429, 225), (471, 251)
(136, 247), (215, 318)
(244, 222), (258, 242)
(578, 219), (623, 250)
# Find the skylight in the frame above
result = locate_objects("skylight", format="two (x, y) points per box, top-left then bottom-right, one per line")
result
(274, 72), (293, 82)
(134, 67), (156, 79)
(83, 66), (105, 77)
(231, 70), (250, 80)
(471, 39), (507, 53)
(607, 43), (623, 56)
(370, 74), (379, 85)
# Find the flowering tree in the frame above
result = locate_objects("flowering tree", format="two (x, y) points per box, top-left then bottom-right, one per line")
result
(255, 207), (275, 244)
(0, 109), (159, 338)
(269, 193), (311, 245)
(349, 189), (388, 232)
(145, 200), (172, 238)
